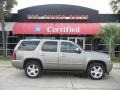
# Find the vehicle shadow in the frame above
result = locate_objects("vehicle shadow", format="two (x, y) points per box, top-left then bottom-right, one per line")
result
(15, 69), (111, 80)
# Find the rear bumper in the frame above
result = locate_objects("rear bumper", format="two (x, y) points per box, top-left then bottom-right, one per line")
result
(106, 62), (113, 75)
(12, 60), (24, 69)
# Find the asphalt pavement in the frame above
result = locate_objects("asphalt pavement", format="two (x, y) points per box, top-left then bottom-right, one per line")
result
(0, 62), (120, 90)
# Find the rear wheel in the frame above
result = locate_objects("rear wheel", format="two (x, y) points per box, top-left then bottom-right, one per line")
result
(87, 63), (105, 80)
(25, 62), (41, 78)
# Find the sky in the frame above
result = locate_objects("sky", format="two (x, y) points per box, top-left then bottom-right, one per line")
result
(12, 0), (113, 14)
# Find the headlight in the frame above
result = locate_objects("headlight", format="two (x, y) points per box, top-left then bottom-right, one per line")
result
(107, 56), (112, 63)
(108, 57), (111, 60)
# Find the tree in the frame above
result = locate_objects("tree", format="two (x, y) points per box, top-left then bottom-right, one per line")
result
(0, 0), (17, 57)
(97, 23), (120, 58)
(110, 0), (120, 14)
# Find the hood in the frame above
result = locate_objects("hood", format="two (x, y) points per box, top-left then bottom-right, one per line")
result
(85, 51), (110, 61)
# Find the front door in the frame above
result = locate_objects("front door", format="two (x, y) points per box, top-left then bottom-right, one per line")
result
(59, 41), (85, 70)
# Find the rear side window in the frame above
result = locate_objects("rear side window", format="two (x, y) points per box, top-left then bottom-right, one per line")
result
(41, 41), (58, 52)
(18, 41), (40, 51)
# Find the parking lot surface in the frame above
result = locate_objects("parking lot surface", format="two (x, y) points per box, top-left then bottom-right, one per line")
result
(0, 67), (120, 90)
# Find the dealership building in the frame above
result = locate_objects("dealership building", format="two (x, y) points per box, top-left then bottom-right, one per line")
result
(0, 4), (120, 56)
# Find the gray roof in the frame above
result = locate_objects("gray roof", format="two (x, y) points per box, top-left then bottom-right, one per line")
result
(18, 4), (98, 15)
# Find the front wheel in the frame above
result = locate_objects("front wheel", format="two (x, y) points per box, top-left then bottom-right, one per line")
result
(25, 62), (41, 78)
(87, 63), (105, 80)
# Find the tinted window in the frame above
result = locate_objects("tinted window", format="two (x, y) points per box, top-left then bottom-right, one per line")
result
(18, 41), (40, 51)
(0, 44), (2, 49)
(42, 41), (57, 52)
(61, 42), (78, 53)
(0, 32), (2, 43)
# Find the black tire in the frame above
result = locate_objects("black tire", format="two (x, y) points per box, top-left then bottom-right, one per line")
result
(25, 62), (41, 78)
(87, 63), (105, 80)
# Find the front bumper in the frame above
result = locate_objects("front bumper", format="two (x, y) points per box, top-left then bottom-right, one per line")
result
(12, 60), (24, 69)
(106, 62), (113, 75)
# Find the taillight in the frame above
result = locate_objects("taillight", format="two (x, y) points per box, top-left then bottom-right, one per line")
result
(12, 51), (16, 60)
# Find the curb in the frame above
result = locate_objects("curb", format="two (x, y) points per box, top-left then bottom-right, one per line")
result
(113, 64), (120, 69)
(113, 67), (120, 69)
(0, 65), (12, 68)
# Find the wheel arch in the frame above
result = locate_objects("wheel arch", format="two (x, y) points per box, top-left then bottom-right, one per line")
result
(23, 58), (43, 69)
(87, 60), (107, 73)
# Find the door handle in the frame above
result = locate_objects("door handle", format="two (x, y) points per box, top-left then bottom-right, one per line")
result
(60, 54), (65, 57)
(40, 53), (45, 56)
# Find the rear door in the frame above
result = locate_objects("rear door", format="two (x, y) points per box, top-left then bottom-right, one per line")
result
(39, 40), (59, 69)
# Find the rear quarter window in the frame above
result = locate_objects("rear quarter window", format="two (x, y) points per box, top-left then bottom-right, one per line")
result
(18, 41), (40, 51)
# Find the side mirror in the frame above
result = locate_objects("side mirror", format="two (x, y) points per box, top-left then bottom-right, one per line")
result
(76, 48), (81, 53)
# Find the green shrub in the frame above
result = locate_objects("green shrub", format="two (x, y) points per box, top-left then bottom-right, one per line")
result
(112, 57), (120, 63)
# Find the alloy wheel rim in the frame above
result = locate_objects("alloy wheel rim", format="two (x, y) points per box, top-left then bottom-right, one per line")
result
(90, 66), (103, 79)
(27, 64), (39, 77)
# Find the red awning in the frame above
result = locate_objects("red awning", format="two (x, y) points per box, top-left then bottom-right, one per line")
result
(13, 23), (102, 35)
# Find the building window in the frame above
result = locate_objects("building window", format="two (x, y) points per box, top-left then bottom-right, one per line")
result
(115, 44), (120, 57)
(0, 32), (2, 43)
(0, 43), (3, 49)
(0, 50), (3, 56)
(85, 45), (92, 50)
(85, 37), (92, 50)
(6, 31), (18, 56)
(92, 38), (108, 53)
(85, 37), (92, 44)
(0, 32), (3, 55)
(60, 36), (68, 40)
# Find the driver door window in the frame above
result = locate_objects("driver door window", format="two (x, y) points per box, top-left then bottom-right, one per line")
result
(61, 42), (79, 53)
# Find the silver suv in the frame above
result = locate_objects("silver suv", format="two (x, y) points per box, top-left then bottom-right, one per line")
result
(12, 39), (113, 80)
